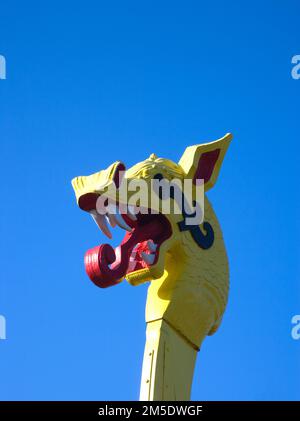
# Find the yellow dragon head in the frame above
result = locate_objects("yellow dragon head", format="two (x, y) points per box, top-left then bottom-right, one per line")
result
(72, 133), (232, 349)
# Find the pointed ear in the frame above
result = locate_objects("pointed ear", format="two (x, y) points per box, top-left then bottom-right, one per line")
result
(178, 133), (232, 191)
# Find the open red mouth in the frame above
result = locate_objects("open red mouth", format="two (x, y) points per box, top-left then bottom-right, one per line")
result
(79, 194), (172, 288)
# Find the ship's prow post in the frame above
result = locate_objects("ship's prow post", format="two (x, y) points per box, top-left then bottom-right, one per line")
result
(139, 319), (198, 401)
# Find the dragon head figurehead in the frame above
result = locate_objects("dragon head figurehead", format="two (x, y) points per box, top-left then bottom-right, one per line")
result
(72, 133), (232, 349)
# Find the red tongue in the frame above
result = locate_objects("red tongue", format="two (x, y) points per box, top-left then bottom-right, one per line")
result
(84, 218), (162, 288)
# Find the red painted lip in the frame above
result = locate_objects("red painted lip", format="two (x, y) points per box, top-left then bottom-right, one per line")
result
(84, 212), (172, 288)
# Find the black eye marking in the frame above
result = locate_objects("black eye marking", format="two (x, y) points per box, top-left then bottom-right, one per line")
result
(153, 173), (163, 181)
(153, 173), (169, 200)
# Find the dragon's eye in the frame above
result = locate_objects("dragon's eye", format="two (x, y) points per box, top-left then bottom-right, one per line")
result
(153, 173), (166, 200)
(153, 173), (163, 181)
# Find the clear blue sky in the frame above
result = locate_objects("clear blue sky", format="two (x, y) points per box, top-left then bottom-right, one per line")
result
(0, 1), (299, 400)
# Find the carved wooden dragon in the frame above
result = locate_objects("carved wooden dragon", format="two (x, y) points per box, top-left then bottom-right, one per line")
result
(72, 133), (232, 400)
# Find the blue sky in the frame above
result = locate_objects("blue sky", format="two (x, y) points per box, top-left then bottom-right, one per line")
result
(0, 1), (299, 400)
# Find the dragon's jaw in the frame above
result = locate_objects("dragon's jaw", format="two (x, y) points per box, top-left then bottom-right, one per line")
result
(80, 197), (172, 288)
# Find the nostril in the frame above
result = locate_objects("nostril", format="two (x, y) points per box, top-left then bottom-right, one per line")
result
(78, 193), (99, 211)
(113, 162), (126, 189)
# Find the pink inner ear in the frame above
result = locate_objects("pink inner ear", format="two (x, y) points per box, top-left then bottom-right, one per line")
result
(193, 149), (221, 184)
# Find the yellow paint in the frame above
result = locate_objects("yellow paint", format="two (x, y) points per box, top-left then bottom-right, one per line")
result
(138, 134), (231, 400)
(72, 133), (232, 401)
(139, 319), (197, 401)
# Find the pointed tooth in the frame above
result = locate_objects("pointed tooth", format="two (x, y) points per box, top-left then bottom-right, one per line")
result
(106, 204), (131, 231)
(106, 203), (132, 232)
(108, 208), (132, 232)
(106, 204), (117, 227)
(106, 213), (116, 228)
(147, 240), (157, 252)
(115, 212), (132, 231)
(127, 205), (137, 221)
(141, 252), (155, 265)
(90, 211), (112, 239)
(107, 213), (117, 229)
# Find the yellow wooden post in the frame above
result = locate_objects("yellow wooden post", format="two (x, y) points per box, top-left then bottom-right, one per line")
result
(139, 319), (197, 401)
(72, 133), (232, 401)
